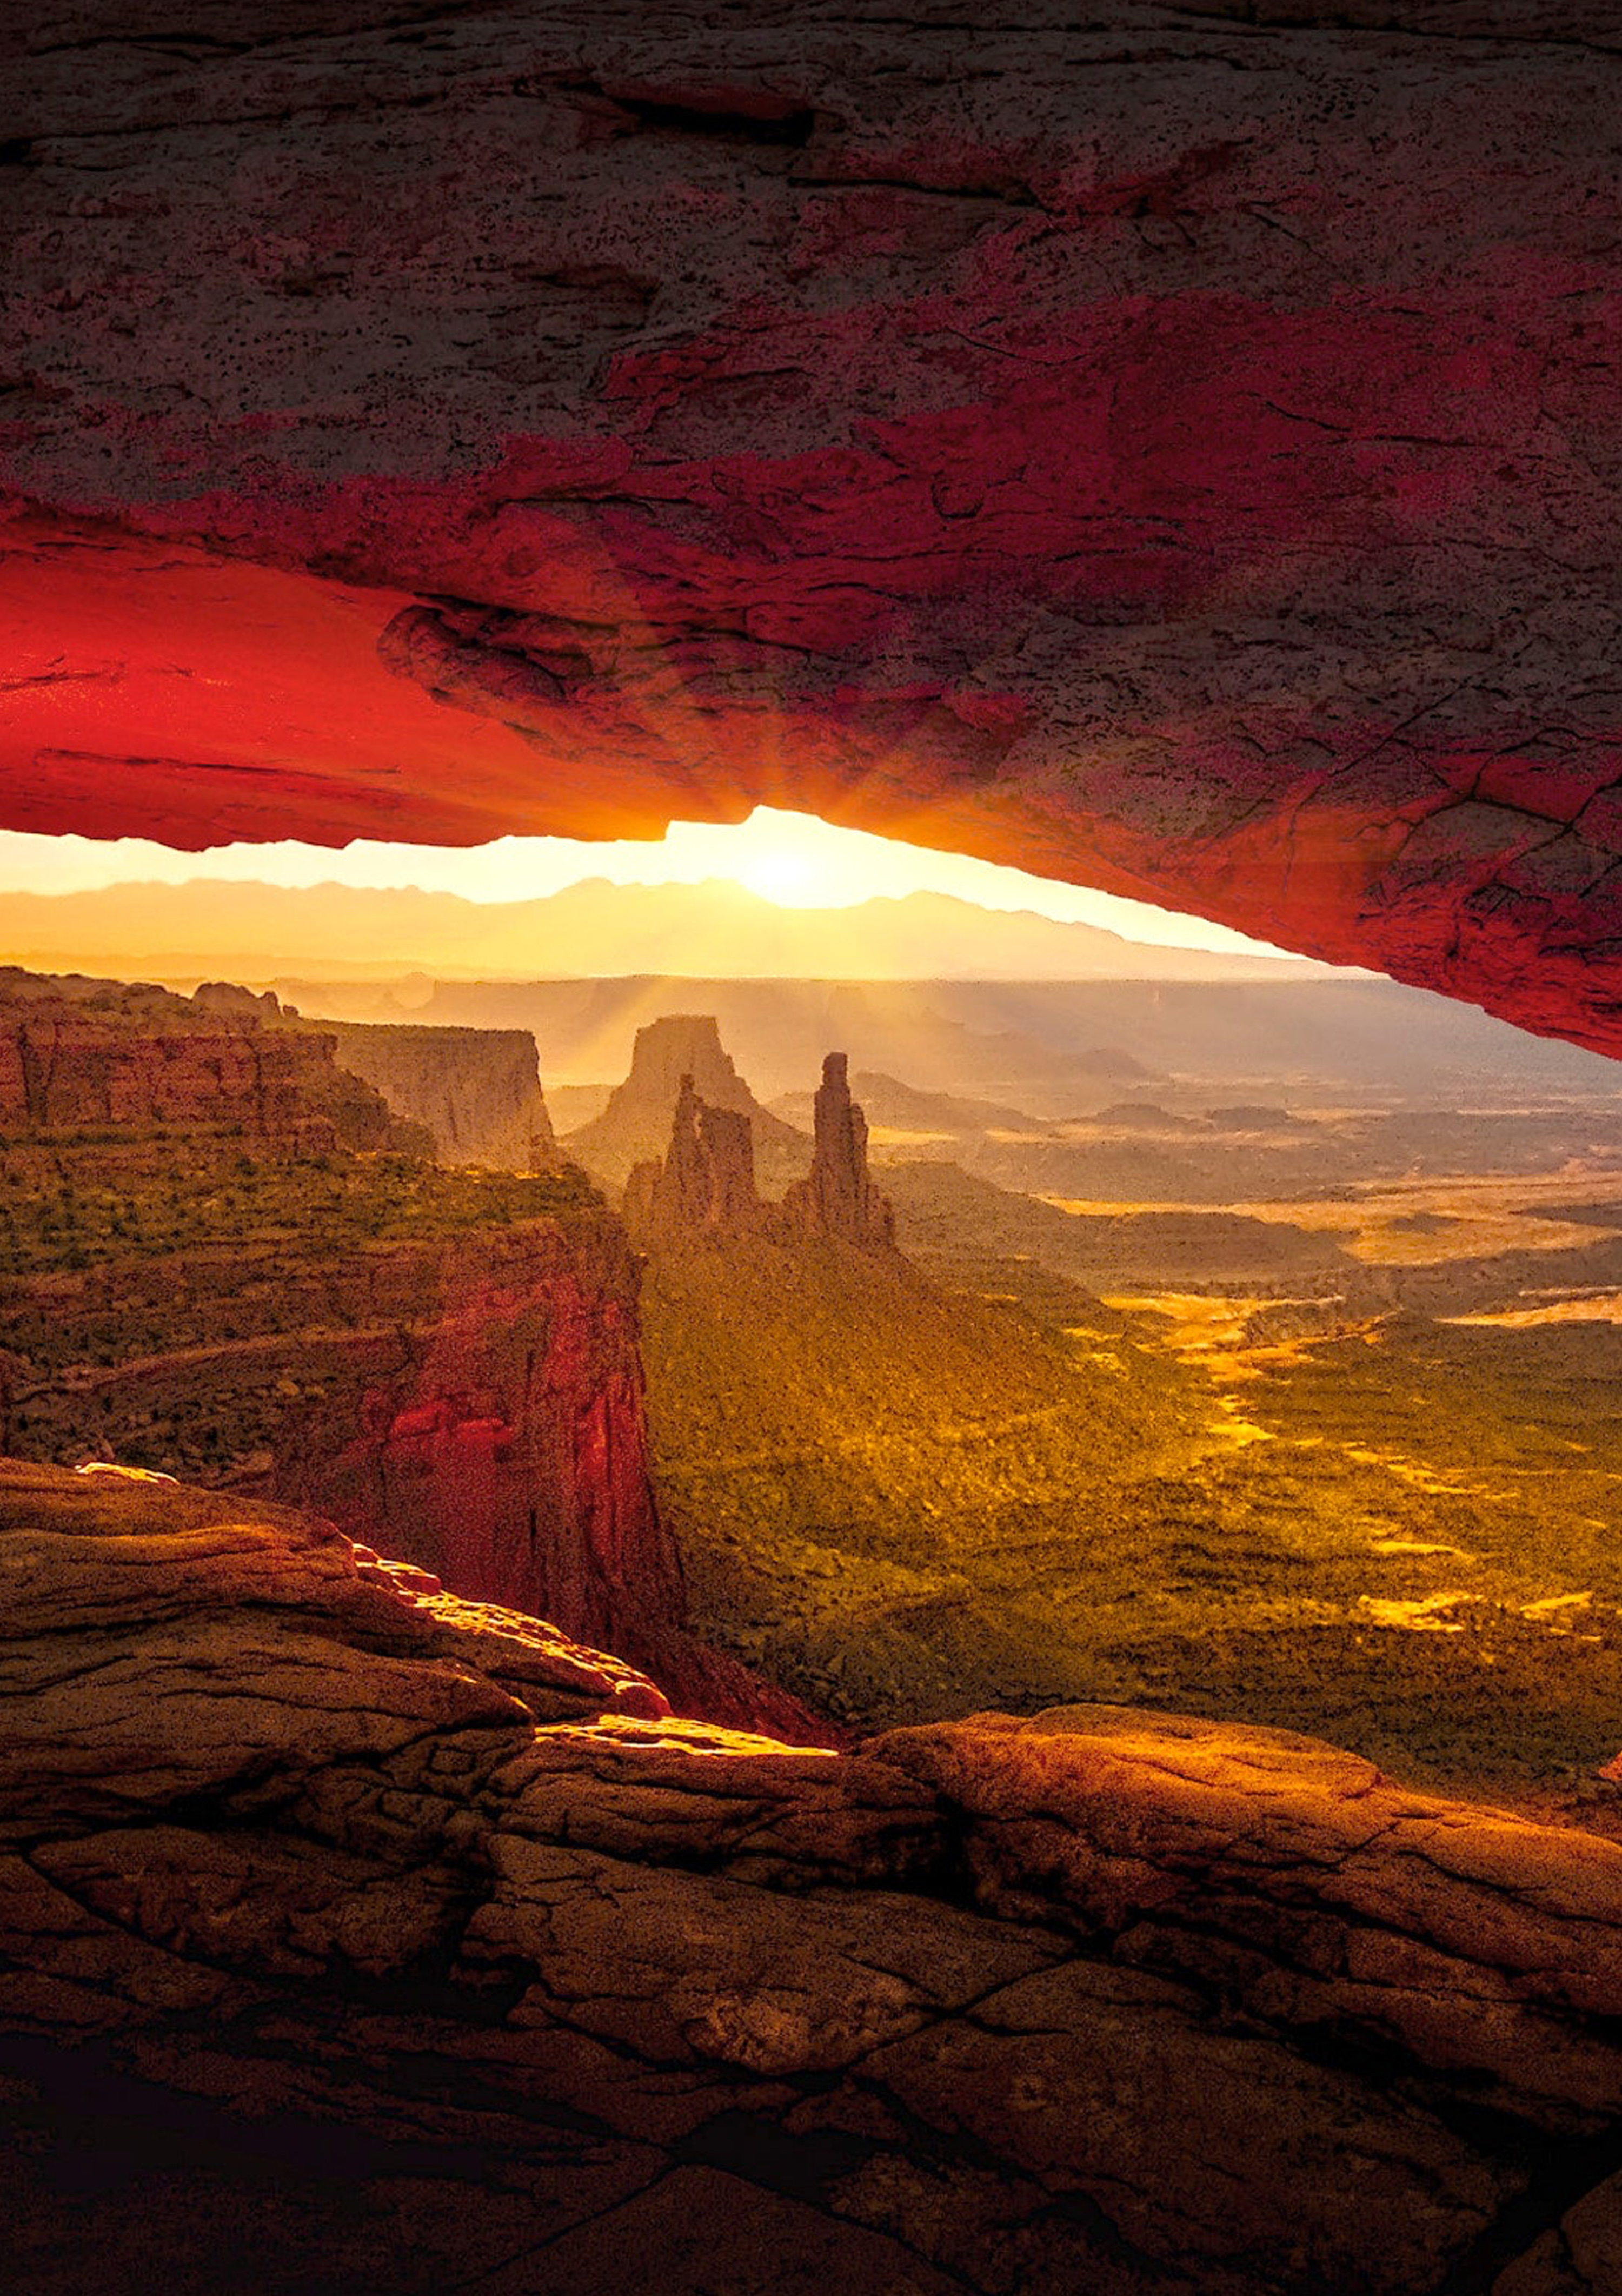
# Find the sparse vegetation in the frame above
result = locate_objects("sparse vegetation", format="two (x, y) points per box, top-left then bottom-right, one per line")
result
(0, 1139), (601, 1279)
(642, 1225), (1622, 1814)
(0, 1136), (606, 1483)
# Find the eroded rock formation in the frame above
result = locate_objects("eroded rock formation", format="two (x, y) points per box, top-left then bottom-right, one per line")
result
(623, 1045), (894, 1247)
(319, 1018), (557, 1171)
(782, 1052), (895, 1249)
(3, 1456), (1621, 2296)
(0, 967), (420, 1154)
(8, 9), (1622, 1054)
(625, 1070), (764, 1243)
(568, 1013), (806, 1195)
(192, 982), (559, 1168)
(0, 965), (819, 1738)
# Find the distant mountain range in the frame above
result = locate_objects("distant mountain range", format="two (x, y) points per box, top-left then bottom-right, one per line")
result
(0, 874), (1329, 984)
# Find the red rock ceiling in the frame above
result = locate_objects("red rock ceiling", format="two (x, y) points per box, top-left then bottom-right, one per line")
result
(4, 6), (1622, 1050)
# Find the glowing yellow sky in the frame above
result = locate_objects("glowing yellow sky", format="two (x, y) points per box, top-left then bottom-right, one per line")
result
(0, 808), (1288, 957)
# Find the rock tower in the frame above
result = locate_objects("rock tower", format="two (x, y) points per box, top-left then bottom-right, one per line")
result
(782, 1053), (895, 1250)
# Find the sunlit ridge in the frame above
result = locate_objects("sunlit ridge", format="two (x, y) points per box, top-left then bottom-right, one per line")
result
(0, 808), (1294, 959)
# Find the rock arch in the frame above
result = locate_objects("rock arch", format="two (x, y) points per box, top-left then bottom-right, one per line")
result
(4, 4), (1622, 1051)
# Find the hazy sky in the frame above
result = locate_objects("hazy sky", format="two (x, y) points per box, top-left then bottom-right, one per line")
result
(0, 807), (1289, 957)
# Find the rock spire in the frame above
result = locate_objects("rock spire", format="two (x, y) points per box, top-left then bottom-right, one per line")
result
(782, 1053), (895, 1250)
(623, 1073), (763, 1241)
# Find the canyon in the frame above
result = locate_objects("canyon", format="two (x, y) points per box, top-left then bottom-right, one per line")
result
(0, 968), (812, 1744)
(189, 979), (560, 1171)
(10, 958), (1622, 2296)
(9, 9), (1622, 2288)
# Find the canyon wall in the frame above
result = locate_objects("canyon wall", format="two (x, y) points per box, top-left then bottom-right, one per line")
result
(194, 981), (558, 1170)
(0, 967), (812, 1736)
(278, 1213), (678, 1657)
(0, 967), (415, 1152)
(1, 1166), (668, 1637)
(321, 1018), (557, 1171)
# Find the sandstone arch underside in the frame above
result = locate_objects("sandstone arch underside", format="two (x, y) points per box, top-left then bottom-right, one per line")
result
(5, 5), (1622, 1049)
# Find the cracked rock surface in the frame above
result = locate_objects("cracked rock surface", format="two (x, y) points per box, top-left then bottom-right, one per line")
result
(5, 1456), (1622, 2293)
(6, 6), (1622, 1049)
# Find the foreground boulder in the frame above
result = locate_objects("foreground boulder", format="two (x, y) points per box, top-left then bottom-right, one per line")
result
(3, 1456), (1621, 2294)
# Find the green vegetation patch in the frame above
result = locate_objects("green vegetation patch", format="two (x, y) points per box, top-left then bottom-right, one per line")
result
(642, 1233), (1622, 1814)
(0, 1140), (601, 1278)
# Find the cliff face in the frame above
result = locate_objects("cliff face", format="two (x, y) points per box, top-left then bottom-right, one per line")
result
(0, 968), (411, 1152)
(196, 983), (559, 1170)
(4, 1456), (1622, 2296)
(0, 967), (819, 1743)
(280, 1214), (678, 1658)
(2, 1186), (666, 1633)
(321, 1018), (556, 1171)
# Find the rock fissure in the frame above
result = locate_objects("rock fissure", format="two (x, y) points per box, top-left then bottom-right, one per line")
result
(6, 1459), (1619, 2288)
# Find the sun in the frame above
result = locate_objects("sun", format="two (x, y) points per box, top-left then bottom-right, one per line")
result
(720, 812), (861, 905)
(734, 840), (821, 904)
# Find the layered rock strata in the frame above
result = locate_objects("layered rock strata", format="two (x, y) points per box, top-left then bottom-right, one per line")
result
(3, 1457), (1622, 2295)
(624, 1072), (763, 1241)
(0, 968), (812, 1738)
(320, 1019), (557, 1172)
(568, 1014), (806, 1196)
(194, 982), (559, 1172)
(2, 1188), (812, 1743)
(0, 968), (416, 1154)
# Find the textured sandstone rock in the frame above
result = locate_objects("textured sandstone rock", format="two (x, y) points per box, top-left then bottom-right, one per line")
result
(782, 1052), (895, 1250)
(5, 1456), (1622, 2293)
(319, 1018), (558, 1172)
(624, 1071), (764, 1240)
(0, 967), (414, 1152)
(6, 9), (1622, 1050)
(0, 967), (818, 1743)
(195, 983), (559, 1169)
(1494, 2172), (1622, 2296)
(252, 1215), (823, 1738)
(874, 1706), (1622, 2132)
(569, 1014), (804, 1195)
